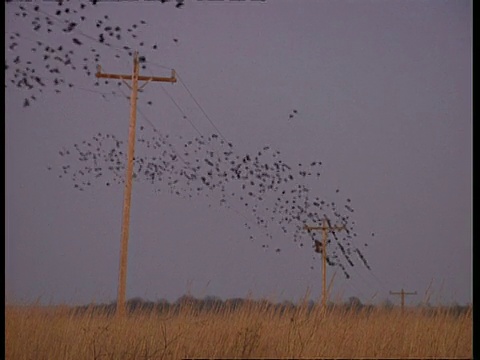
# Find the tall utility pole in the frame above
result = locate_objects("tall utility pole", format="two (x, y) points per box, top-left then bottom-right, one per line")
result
(96, 52), (176, 317)
(390, 288), (417, 312)
(304, 216), (346, 311)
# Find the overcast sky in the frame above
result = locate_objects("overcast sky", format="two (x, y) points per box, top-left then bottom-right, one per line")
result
(5, 0), (472, 307)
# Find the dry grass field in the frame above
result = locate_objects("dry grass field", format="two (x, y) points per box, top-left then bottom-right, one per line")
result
(5, 299), (472, 359)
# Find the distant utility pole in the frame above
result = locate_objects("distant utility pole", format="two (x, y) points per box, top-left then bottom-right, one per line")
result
(390, 288), (417, 312)
(96, 52), (176, 317)
(304, 216), (346, 311)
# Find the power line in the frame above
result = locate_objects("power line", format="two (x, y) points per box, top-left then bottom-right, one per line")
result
(175, 72), (231, 146)
(145, 61), (230, 143)
(116, 64), (386, 304)
(117, 78), (281, 247)
(17, 4), (375, 292)
(159, 84), (204, 137)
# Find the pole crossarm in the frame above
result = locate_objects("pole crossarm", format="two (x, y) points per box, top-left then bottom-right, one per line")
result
(304, 217), (347, 312)
(96, 65), (177, 83)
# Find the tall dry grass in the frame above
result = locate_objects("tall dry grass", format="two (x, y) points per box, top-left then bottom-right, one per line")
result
(5, 301), (472, 359)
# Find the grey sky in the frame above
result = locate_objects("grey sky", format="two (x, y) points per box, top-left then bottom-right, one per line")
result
(5, 0), (472, 306)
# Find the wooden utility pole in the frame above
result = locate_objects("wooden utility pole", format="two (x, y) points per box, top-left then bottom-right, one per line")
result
(96, 52), (176, 317)
(390, 288), (417, 312)
(304, 216), (346, 311)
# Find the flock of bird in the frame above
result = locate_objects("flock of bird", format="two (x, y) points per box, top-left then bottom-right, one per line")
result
(7, 0), (373, 279)
(52, 127), (372, 279)
(5, 0), (184, 107)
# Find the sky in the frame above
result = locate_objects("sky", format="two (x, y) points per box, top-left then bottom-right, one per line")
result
(5, 0), (472, 307)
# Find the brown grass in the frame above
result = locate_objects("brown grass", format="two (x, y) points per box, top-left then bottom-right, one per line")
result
(5, 301), (472, 359)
